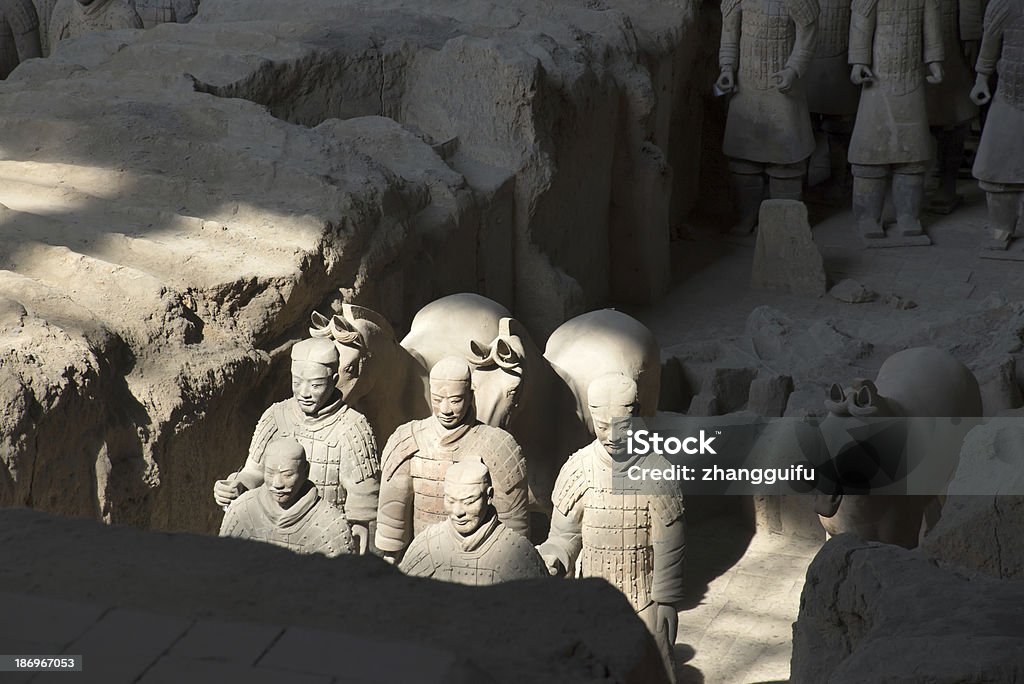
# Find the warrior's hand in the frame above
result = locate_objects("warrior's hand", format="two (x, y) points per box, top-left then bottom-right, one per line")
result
(850, 64), (874, 86)
(773, 67), (797, 94)
(971, 75), (992, 106)
(381, 552), (400, 565)
(351, 522), (370, 555)
(656, 603), (679, 646)
(926, 62), (944, 85)
(540, 552), (566, 577)
(962, 41), (979, 68)
(213, 475), (246, 508)
(715, 68), (736, 95)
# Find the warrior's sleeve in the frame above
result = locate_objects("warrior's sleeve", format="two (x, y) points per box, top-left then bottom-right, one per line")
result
(6, 0), (38, 35)
(785, 0), (820, 77)
(483, 431), (531, 539)
(125, 3), (144, 29)
(924, 0), (946, 64)
(218, 505), (240, 538)
(397, 530), (436, 578)
(537, 508), (583, 575)
(235, 405), (280, 490)
(493, 480), (530, 539)
(47, 0), (69, 48)
(651, 486), (686, 606)
(959, 0), (984, 42)
(338, 411), (380, 524)
(173, 0), (198, 22)
(500, 533), (550, 581)
(218, 491), (255, 538)
(849, 0), (878, 66)
(13, 25), (42, 61)
(536, 452), (587, 574)
(374, 424), (418, 553)
(976, 0), (1008, 75)
(310, 505), (358, 558)
(719, 0), (742, 72)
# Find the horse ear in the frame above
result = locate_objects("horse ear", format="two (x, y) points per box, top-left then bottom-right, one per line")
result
(854, 382), (878, 408)
(829, 383), (845, 403)
(342, 302), (396, 341)
(310, 311), (332, 338)
(328, 314), (365, 350)
(330, 314), (355, 334)
(468, 339), (493, 365)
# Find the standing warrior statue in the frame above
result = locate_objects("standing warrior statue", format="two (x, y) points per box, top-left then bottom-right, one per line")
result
(219, 439), (357, 558)
(399, 461), (547, 585)
(804, 0), (861, 195)
(134, 0), (197, 28)
(31, 0), (54, 55)
(848, 0), (945, 240)
(926, 0), (984, 214)
(213, 338), (380, 554)
(717, 0), (820, 235)
(48, 0), (142, 50)
(538, 374), (685, 682)
(0, 0), (41, 79)
(971, 0), (1024, 251)
(375, 356), (529, 560)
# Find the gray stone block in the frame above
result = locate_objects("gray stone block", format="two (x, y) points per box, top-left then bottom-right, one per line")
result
(748, 374), (793, 418)
(751, 200), (826, 296)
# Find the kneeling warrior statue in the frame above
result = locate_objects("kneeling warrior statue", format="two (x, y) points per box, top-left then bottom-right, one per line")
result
(399, 460), (547, 585)
(219, 438), (357, 558)
(375, 356), (530, 561)
(214, 338), (380, 554)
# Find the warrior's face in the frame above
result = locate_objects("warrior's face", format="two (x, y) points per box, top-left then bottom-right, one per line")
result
(592, 407), (634, 459)
(444, 480), (492, 536)
(430, 380), (471, 429)
(263, 449), (308, 509)
(291, 361), (338, 415)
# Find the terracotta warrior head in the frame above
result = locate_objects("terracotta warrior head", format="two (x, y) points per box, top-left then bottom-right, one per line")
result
(588, 373), (638, 459)
(429, 356), (474, 430)
(290, 338), (340, 416)
(263, 438), (310, 510)
(444, 460), (494, 536)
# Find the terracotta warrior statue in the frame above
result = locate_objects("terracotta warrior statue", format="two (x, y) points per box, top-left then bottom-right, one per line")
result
(214, 338), (380, 554)
(926, 0), (983, 214)
(31, 0), (53, 55)
(220, 438), (357, 557)
(48, 0), (141, 50)
(399, 460), (547, 585)
(804, 0), (860, 194)
(134, 0), (197, 28)
(1, 0), (41, 79)
(971, 0), (1024, 250)
(375, 356), (529, 560)
(538, 374), (685, 682)
(717, 0), (820, 234)
(848, 0), (945, 239)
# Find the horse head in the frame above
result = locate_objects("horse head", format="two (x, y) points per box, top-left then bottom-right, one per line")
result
(467, 317), (528, 429)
